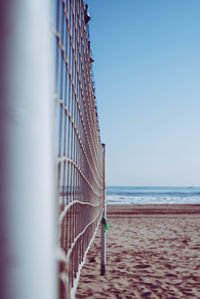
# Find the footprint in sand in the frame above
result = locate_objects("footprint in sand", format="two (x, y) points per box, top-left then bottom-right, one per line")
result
(135, 264), (151, 269)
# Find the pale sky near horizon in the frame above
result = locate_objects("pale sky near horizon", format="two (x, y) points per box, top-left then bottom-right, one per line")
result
(86, 0), (200, 186)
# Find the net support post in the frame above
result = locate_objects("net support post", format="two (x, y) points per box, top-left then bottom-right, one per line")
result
(101, 144), (106, 275)
(0, 1), (57, 299)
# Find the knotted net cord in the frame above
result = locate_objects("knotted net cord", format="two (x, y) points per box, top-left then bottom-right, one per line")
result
(54, 0), (104, 297)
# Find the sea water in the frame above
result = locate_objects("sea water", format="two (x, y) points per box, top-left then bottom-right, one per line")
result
(106, 186), (200, 205)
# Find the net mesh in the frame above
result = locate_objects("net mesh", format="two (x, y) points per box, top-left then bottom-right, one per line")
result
(54, 0), (104, 297)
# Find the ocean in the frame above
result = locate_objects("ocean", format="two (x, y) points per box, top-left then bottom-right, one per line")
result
(106, 186), (200, 205)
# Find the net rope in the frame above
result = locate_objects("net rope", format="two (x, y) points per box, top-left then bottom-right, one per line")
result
(54, 0), (104, 298)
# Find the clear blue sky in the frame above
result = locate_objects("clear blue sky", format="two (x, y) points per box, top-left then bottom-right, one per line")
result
(86, 0), (200, 186)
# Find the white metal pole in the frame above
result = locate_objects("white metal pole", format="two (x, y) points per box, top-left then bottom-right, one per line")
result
(101, 144), (106, 275)
(0, 1), (57, 299)
(0, 2), (10, 297)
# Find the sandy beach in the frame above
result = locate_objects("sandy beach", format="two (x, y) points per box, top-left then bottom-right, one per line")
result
(76, 205), (200, 299)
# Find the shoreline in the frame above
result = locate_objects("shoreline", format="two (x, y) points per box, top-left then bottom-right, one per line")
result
(107, 203), (200, 215)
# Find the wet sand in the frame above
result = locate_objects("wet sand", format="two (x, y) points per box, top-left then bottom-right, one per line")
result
(76, 205), (200, 298)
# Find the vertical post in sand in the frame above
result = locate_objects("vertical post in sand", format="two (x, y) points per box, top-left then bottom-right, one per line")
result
(101, 144), (106, 275)
(0, 1), (57, 299)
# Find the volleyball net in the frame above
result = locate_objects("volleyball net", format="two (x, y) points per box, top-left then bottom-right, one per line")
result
(54, 0), (104, 297)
